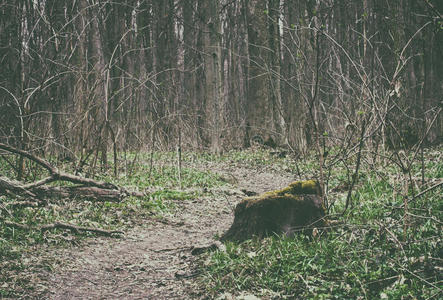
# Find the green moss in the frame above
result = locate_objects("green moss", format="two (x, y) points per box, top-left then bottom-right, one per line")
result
(243, 180), (321, 208)
(288, 180), (321, 195)
(244, 193), (303, 208)
(222, 179), (326, 241)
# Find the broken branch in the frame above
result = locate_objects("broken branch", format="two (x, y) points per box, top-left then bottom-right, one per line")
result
(4, 220), (123, 236)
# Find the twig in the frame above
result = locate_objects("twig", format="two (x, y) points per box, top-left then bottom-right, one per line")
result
(0, 201), (13, 217)
(406, 212), (443, 226)
(397, 263), (442, 292)
(6, 201), (40, 208)
(23, 176), (57, 189)
(222, 194), (234, 213)
(3, 221), (29, 230)
(0, 176), (38, 198)
(0, 143), (147, 202)
(397, 180), (443, 209)
(41, 222), (124, 236)
(349, 270), (368, 300)
(342, 114), (369, 214)
(4, 220), (123, 236)
(376, 221), (405, 255)
(413, 181), (443, 200)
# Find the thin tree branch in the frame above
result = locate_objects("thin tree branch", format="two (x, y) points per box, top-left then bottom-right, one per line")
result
(4, 221), (123, 236)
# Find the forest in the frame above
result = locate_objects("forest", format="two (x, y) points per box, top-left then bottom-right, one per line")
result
(0, 0), (442, 299)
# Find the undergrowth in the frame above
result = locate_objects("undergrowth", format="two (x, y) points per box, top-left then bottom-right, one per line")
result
(0, 147), (441, 298)
(0, 151), (225, 297)
(199, 147), (442, 299)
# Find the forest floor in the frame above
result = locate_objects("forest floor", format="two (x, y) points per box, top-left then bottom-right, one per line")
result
(4, 148), (440, 299)
(34, 161), (294, 299)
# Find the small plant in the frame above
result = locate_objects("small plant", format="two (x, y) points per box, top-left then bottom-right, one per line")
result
(200, 146), (443, 299)
(0, 150), (226, 297)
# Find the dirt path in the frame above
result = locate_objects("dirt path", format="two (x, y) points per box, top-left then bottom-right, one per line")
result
(43, 165), (294, 299)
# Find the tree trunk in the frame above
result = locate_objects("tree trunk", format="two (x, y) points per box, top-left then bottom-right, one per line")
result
(246, 0), (270, 140)
(268, 0), (287, 145)
(90, 2), (109, 168)
(201, 0), (223, 153)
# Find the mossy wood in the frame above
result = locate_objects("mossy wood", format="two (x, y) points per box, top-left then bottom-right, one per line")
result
(221, 180), (325, 242)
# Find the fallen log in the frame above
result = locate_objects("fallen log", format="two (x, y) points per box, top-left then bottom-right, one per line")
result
(0, 174), (130, 202)
(221, 180), (326, 242)
(0, 143), (143, 202)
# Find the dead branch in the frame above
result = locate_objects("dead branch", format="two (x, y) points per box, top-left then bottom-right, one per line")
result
(4, 220), (123, 236)
(0, 176), (38, 198)
(0, 143), (144, 202)
(404, 180), (443, 207)
(1, 177), (47, 202)
(0, 143), (117, 190)
(41, 222), (124, 236)
(0, 143), (57, 174)
(0, 201), (12, 217)
(5, 201), (40, 208)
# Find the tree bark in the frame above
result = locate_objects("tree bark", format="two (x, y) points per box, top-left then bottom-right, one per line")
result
(201, 0), (223, 153)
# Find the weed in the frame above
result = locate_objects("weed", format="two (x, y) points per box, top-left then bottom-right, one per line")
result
(0, 150), (226, 297)
(200, 146), (443, 299)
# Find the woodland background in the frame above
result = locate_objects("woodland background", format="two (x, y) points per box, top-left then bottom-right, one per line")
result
(0, 1), (442, 298)
(0, 0), (442, 165)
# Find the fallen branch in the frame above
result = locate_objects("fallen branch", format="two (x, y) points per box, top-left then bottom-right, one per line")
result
(0, 143), (145, 202)
(5, 201), (40, 208)
(0, 143), (117, 190)
(0, 201), (12, 217)
(0, 143), (57, 174)
(413, 180), (443, 200)
(4, 220), (123, 236)
(399, 180), (443, 208)
(0, 176), (38, 198)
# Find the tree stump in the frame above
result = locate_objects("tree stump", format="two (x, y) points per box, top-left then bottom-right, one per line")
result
(221, 180), (325, 242)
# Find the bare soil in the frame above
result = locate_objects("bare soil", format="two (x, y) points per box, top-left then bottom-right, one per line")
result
(33, 165), (294, 299)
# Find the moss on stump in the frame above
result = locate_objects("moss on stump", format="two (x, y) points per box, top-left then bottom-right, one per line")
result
(221, 180), (325, 242)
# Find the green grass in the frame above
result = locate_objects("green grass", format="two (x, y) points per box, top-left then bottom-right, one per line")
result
(203, 222), (441, 299)
(0, 150), (227, 297)
(0, 146), (441, 298)
(199, 146), (443, 299)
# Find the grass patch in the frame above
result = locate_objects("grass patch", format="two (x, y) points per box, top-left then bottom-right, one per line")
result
(0, 150), (227, 297)
(200, 146), (443, 299)
(0, 146), (441, 298)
